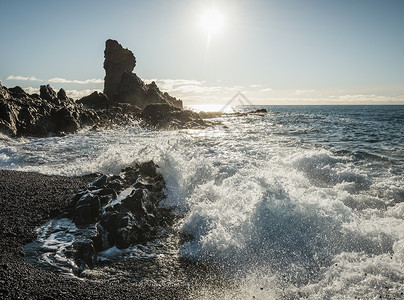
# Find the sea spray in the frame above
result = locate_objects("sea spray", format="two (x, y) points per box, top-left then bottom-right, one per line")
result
(4, 105), (403, 298)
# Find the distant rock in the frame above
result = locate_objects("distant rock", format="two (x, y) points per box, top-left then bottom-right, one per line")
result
(103, 39), (183, 109)
(198, 111), (224, 119)
(250, 108), (267, 114)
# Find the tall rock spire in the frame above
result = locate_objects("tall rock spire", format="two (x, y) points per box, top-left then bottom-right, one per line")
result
(103, 39), (136, 99)
(102, 39), (182, 109)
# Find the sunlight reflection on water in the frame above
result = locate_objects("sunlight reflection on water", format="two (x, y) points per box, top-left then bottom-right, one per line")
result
(185, 104), (236, 113)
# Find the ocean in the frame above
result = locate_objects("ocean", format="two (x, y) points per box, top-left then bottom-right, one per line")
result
(1, 105), (404, 299)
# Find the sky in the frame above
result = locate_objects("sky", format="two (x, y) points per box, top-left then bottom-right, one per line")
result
(1, 0), (403, 105)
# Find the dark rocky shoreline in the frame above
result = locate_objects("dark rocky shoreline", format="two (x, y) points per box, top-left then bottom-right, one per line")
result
(0, 39), (205, 138)
(0, 169), (226, 300)
(0, 39), (266, 299)
(0, 39), (266, 139)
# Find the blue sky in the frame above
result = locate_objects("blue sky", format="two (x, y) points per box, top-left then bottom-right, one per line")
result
(1, 0), (403, 105)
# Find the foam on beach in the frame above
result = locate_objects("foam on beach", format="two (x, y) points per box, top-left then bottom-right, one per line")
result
(5, 105), (404, 298)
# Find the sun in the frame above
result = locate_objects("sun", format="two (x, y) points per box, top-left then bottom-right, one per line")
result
(199, 8), (224, 36)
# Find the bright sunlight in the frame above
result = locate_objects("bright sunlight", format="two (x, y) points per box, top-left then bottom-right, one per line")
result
(199, 8), (224, 36)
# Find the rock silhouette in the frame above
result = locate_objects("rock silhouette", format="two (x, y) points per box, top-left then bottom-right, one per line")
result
(0, 39), (205, 137)
(0, 82), (90, 137)
(103, 39), (136, 100)
(0, 82), (141, 137)
(103, 39), (183, 109)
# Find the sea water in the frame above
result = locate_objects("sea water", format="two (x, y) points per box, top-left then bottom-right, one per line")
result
(2, 105), (404, 299)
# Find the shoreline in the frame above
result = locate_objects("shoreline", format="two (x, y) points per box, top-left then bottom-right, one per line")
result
(0, 169), (201, 300)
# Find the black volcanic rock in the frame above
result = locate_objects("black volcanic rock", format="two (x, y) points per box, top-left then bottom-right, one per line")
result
(57, 88), (68, 101)
(0, 100), (18, 136)
(0, 39), (207, 137)
(0, 80), (144, 137)
(251, 108), (267, 114)
(0, 81), (11, 99)
(69, 161), (172, 254)
(40, 84), (58, 104)
(50, 107), (80, 133)
(0, 82), (99, 137)
(75, 193), (101, 224)
(0, 169), (195, 300)
(77, 91), (111, 108)
(8, 86), (28, 99)
(103, 39), (136, 99)
(103, 39), (183, 109)
(74, 239), (97, 270)
(142, 103), (205, 129)
(142, 103), (181, 121)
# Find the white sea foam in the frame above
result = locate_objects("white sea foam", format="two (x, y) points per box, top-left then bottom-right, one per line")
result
(24, 218), (86, 276)
(6, 105), (404, 298)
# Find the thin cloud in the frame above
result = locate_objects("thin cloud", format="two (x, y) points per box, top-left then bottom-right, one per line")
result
(23, 87), (40, 94)
(48, 78), (103, 84)
(226, 85), (244, 91)
(66, 89), (102, 99)
(145, 79), (205, 91)
(7, 75), (42, 82)
(334, 94), (403, 104)
(146, 79), (258, 99)
(295, 89), (316, 95)
(21, 87), (101, 99)
(260, 88), (273, 92)
(173, 85), (223, 94)
(249, 84), (262, 88)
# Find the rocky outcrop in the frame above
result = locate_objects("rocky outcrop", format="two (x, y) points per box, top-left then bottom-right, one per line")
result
(103, 39), (183, 109)
(40, 84), (58, 104)
(0, 81), (204, 137)
(142, 103), (205, 129)
(0, 39), (207, 137)
(0, 83), (100, 137)
(0, 85), (79, 136)
(0, 81), (148, 137)
(67, 161), (173, 272)
(76, 91), (112, 108)
(103, 39), (136, 100)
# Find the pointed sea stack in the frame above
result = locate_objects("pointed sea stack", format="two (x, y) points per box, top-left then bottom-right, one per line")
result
(103, 39), (183, 109)
(103, 39), (136, 99)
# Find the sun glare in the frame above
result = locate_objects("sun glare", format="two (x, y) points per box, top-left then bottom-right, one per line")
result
(200, 8), (224, 36)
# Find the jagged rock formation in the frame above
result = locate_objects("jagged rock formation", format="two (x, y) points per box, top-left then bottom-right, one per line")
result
(0, 82), (141, 137)
(103, 39), (183, 109)
(0, 39), (206, 137)
(76, 91), (112, 108)
(142, 103), (205, 129)
(103, 39), (136, 99)
(67, 161), (173, 272)
(0, 83), (93, 137)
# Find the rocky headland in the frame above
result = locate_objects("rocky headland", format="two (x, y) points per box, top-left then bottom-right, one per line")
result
(0, 39), (204, 137)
